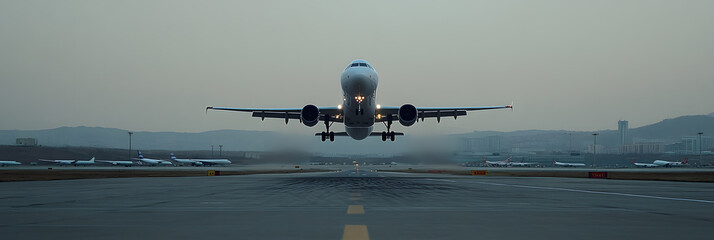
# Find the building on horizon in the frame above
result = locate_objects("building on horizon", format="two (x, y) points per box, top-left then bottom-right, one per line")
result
(682, 136), (714, 154)
(621, 142), (664, 154)
(16, 138), (37, 146)
(587, 144), (605, 154)
(618, 120), (630, 147)
(466, 136), (501, 153)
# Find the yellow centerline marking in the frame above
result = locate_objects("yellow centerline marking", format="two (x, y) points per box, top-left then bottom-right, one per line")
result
(349, 197), (362, 201)
(351, 193), (361, 197)
(347, 205), (364, 215)
(342, 225), (369, 240)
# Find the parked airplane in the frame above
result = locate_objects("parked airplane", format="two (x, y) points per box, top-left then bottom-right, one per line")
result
(207, 59), (512, 142)
(39, 159), (75, 165)
(553, 160), (585, 167)
(97, 160), (135, 167)
(632, 161), (657, 168)
(633, 158), (688, 167)
(170, 153), (232, 166)
(483, 157), (512, 167)
(134, 151), (173, 166)
(0, 161), (21, 166)
(510, 157), (537, 167)
(39, 157), (95, 166)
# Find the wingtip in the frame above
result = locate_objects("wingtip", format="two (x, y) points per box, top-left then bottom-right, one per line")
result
(205, 106), (213, 113)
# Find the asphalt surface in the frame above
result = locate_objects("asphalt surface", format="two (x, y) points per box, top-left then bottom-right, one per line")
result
(1, 167), (713, 240)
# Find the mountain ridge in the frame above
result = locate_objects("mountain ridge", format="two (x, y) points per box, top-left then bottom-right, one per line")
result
(2, 113), (712, 153)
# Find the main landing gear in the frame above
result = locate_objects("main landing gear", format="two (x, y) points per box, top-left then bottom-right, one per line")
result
(381, 115), (395, 142)
(321, 114), (334, 142)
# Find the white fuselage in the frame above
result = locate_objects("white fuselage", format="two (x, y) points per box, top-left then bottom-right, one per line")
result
(0, 161), (21, 166)
(171, 154), (231, 166)
(136, 158), (173, 166)
(100, 160), (134, 166)
(554, 161), (586, 167)
(340, 61), (379, 140)
(653, 160), (685, 167)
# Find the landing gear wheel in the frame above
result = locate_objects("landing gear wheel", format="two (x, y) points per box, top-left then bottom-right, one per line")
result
(329, 131), (335, 142)
(390, 131), (395, 141)
(381, 131), (387, 141)
(321, 131), (326, 142)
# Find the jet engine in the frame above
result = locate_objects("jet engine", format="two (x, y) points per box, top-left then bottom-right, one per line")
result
(398, 104), (418, 126)
(301, 105), (320, 127)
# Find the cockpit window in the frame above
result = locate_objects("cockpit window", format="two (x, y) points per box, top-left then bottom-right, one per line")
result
(346, 62), (373, 69)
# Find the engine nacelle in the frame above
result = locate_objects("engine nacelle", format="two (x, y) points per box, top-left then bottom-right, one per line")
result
(301, 105), (320, 127)
(398, 104), (418, 127)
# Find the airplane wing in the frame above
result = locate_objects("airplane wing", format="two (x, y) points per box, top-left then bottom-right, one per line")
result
(206, 106), (343, 123)
(375, 104), (512, 122)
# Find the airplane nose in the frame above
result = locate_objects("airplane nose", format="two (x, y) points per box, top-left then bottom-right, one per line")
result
(342, 71), (374, 95)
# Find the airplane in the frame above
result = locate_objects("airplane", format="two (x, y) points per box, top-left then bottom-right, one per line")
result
(206, 59), (512, 142)
(632, 161), (658, 168)
(134, 151), (173, 166)
(0, 161), (22, 166)
(73, 157), (96, 166)
(97, 160), (135, 167)
(553, 160), (586, 167)
(633, 158), (688, 167)
(39, 157), (95, 166)
(510, 157), (537, 167)
(169, 153), (232, 166)
(483, 157), (512, 167)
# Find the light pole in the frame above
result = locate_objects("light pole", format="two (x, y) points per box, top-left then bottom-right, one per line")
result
(128, 132), (133, 160)
(699, 132), (704, 162)
(219, 145), (223, 157)
(592, 133), (598, 167)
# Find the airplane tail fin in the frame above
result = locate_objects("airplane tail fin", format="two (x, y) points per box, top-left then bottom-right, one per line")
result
(89, 157), (95, 163)
(170, 153), (176, 160)
(482, 157), (486, 163)
(137, 151), (144, 159)
(505, 157), (511, 163)
(683, 158), (689, 164)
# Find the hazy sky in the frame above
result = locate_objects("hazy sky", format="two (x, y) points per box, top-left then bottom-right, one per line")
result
(1, 0), (713, 135)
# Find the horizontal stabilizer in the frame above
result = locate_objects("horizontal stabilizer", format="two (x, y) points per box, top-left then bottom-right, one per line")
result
(314, 132), (405, 136)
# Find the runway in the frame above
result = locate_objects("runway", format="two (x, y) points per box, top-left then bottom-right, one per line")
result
(1, 167), (713, 240)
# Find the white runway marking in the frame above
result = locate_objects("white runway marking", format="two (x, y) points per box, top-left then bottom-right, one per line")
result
(472, 181), (714, 204)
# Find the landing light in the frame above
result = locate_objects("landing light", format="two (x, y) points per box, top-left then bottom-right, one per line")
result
(377, 114), (382, 119)
(337, 104), (342, 110)
(377, 104), (381, 109)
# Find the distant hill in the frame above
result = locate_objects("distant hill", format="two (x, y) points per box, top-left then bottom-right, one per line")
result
(629, 115), (714, 141)
(461, 114), (714, 151)
(1, 113), (712, 153)
(0, 126), (410, 154)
